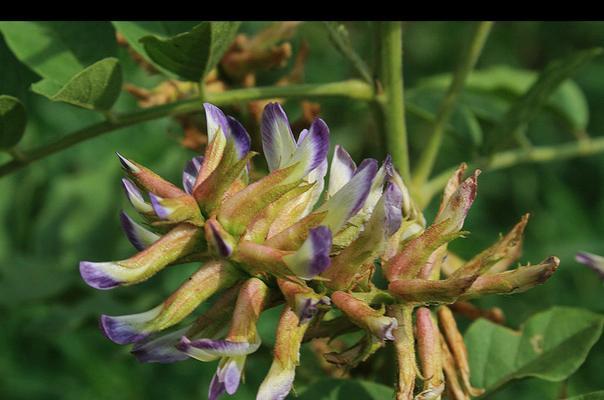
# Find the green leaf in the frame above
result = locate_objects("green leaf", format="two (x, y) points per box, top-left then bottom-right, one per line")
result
(465, 306), (604, 395)
(418, 65), (592, 134)
(487, 48), (602, 151)
(0, 95), (26, 149)
(0, 33), (39, 100)
(0, 21), (116, 83)
(31, 58), (122, 111)
(298, 379), (393, 400)
(567, 391), (604, 400)
(111, 21), (200, 77)
(140, 21), (241, 81)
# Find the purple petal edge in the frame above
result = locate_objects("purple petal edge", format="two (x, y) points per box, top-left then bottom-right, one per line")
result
(305, 118), (330, 173)
(210, 223), (233, 257)
(349, 158), (378, 217)
(261, 102), (295, 170)
(79, 261), (121, 290)
(204, 103), (230, 141)
(383, 182), (403, 236)
(149, 192), (170, 219)
(335, 144), (357, 174)
(121, 178), (144, 204)
(308, 226), (332, 277)
(227, 116), (251, 159)
(182, 156), (204, 194)
(99, 315), (149, 345)
(209, 373), (226, 400)
(119, 211), (146, 251)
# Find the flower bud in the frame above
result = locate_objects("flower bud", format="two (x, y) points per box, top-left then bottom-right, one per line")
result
(149, 192), (204, 226)
(460, 256), (560, 299)
(80, 223), (202, 289)
(278, 278), (330, 324)
(331, 291), (398, 341)
(257, 306), (308, 400)
(388, 305), (416, 400)
(438, 306), (484, 397)
(99, 261), (242, 344)
(116, 152), (185, 198)
(131, 284), (241, 364)
(388, 275), (477, 304)
(416, 307), (444, 398)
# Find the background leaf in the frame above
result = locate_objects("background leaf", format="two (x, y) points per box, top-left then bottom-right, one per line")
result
(486, 47), (602, 151)
(31, 58), (123, 111)
(140, 21), (241, 81)
(417, 65), (591, 134)
(297, 378), (393, 400)
(111, 21), (200, 77)
(567, 391), (604, 400)
(0, 95), (26, 149)
(465, 306), (604, 394)
(0, 22), (117, 82)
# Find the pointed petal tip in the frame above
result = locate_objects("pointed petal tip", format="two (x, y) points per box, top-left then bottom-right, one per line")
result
(116, 152), (139, 173)
(79, 261), (121, 290)
(148, 192), (170, 219)
(99, 314), (148, 345)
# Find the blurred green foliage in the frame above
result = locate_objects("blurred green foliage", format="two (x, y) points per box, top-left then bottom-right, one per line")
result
(1, 21), (604, 399)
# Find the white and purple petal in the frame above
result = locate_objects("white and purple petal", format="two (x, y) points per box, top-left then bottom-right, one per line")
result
(216, 356), (245, 396)
(121, 178), (153, 213)
(100, 305), (163, 344)
(204, 103), (230, 144)
(131, 327), (191, 363)
(149, 192), (171, 220)
(319, 158), (378, 233)
(119, 211), (161, 251)
(227, 116), (251, 160)
(367, 315), (398, 341)
(182, 156), (204, 194)
(283, 226), (332, 280)
(79, 261), (123, 290)
(177, 337), (260, 361)
(327, 145), (357, 197)
(209, 374), (227, 400)
(256, 364), (296, 400)
(261, 103), (297, 171)
(284, 118), (330, 182)
(383, 182), (403, 236)
(576, 251), (604, 281)
(296, 295), (331, 325)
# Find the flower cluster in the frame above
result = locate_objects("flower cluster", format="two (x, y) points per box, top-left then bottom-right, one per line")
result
(80, 103), (559, 400)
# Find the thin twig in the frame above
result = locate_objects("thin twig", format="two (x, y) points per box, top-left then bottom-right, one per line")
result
(377, 21), (410, 182)
(420, 137), (604, 208)
(0, 80), (374, 178)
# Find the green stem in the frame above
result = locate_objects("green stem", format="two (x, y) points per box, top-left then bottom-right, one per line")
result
(378, 21), (410, 182)
(0, 80), (374, 178)
(412, 21), (493, 187)
(420, 137), (604, 208)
